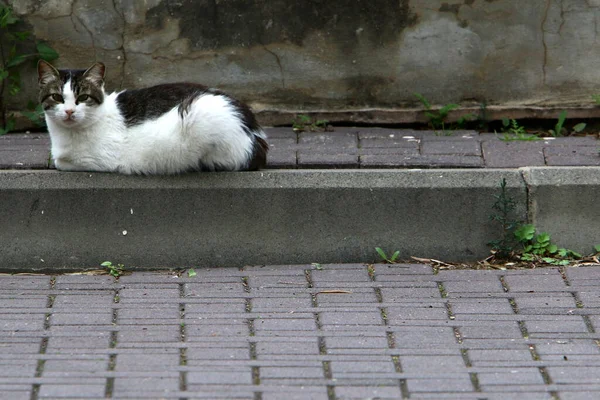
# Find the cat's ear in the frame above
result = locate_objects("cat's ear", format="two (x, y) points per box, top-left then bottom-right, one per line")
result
(82, 62), (106, 86)
(37, 60), (59, 86)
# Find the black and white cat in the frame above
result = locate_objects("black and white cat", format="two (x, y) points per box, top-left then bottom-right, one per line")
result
(37, 60), (268, 174)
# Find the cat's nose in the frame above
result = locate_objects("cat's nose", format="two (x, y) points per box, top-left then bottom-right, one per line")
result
(65, 109), (74, 117)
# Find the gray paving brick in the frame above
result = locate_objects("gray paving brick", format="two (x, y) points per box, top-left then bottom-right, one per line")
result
(358, 128), (417, 140)
(407, 377), (474, 392)
(482, 140), (546, 168)
(478, 368), (544, 385)
(186, 323), (249, 338)
(43, 359), (107, 374)
(503, 273), (567, 291)
(0, 148), (50, 169)
(330, 360), (396, 374)
(386, 306), (448, 321)
(450, 299), (514, 314)
(460, 322), (523, 339)
(298, 152), (359, 168)
(334, 385), (402, 398)
(316, 291), (378, 304)
(187, 346), (251, 361)
(444, 279), (505, 294)
(421, 139), (481, 156)
(319, 312), (383, 326)
(266, 150), (297, 168)
(469, 349), (532, 363)
(254, 317), (317, 331)
(112, 376), (180, 394)
(38, 384), (106, 398)
(381, 287), (442, 300)
(260, 366), (323, 379)
(298, 132), (357, 148)
(360, 154), (484, 168)
(526, 318), (589, 333)
(115, 353), (180, 370)
(514, 294), (578, 310)
(256, 340), (319, 356)
(51, 312), (113, 325)
(401, 355), (466, 373)
(392, 327), (458, 347)
(546, 367), (600, 384)
(326, 335), (389, 350)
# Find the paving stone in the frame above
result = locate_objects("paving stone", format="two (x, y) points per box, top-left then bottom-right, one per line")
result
(525, 318), (589, 334)
(478, 368), (544, 385)
(406, 377), (474, 392)
(421, 139), (481, 156)
(401, 355), (466, 373)
(297, 152), (358, 168)
(266, 150), (297, 168)
(358, 128), (418, 140)
(385, 306), (448, 321)
(112, 376), (180, 394)
(444, 279), (505, 294)
(503, 274), (567, 292)
(381, 287), (442, 301)
(514, 294), (578, 310)
(254, 317), (317, 331)
(260, 366), (324, 379)
(0, 148), (50, 169)
(546, 367), (600, 383)
(469, 349), (533, 363)
(450, 299), (514, 315)
(251, 296), (313, 310)
(460, 322), (523, 339)
(298, 132), (358, 148)
(482, 140), (546, 167)
(325, 335), (390, 350)
(330, 360), (396, 374)
(38, 384), (106, 398)
(319, 311), (383, 326)
(256, 340), (319, 356)
(115, 353), (180, 370)
(51, 312), (113, 325)
(334, 385), (402, 398)
(360, 154), (484, 168)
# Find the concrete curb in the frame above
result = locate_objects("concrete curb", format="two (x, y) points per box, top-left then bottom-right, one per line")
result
(0, 167), (597, 271)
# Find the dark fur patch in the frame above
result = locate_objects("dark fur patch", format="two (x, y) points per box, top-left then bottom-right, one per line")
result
(39, 68), (104, 109)
(115, 83), (211, 127)
(247, 135), (269, 171)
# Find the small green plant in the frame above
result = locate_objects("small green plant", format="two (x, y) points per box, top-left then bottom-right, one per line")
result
(414, 93), (475, 133)
(547, 111), (586, 137)
(375, 247), (400, 263)
(0, 6), (58, 134)
(514, 225), (582, 265)
(498, 119), (541, 142)
(592, 95), (600, 105)
(488, 178), (522, 258)
(292, 114), (331, 132)
(101, 261), (125, 278)
(187, 268), (197, 278)
(414, 93), (458, 131)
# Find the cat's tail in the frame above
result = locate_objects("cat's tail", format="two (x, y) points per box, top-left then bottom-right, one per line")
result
(247, 129), (269, 171)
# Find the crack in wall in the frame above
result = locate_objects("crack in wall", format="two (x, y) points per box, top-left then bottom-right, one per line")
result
(72, 0), (97, 59)
(262, 45), (285, 89)
(541, 0), (552, 85)
(111, 0), (127, 90)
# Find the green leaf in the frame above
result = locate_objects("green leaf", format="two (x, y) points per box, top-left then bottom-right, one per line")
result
(36, 42), (59, 61)
(558, 248), (568, 257)
(188, 268), (197, 278)
(414, 93), (431, 109)
(375, 247), (387, 261)
(100, 261), (112, 267)
(547, 244), (558, 254)
(536, 233), (550, 244)
(594, 244), (600, 253)
(573, 122), (586, 133)
(569, 250), (582, 259)
(6, 54), (32, 68)
(502, 118), (510, 128)
(542, 257), (556, 264)
(390, 250), (400, 262)
(521, 253), (534, 261)
(515, 224), (536, 241)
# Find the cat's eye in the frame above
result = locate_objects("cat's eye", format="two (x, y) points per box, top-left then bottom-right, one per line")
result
(51, 94), (64, 102)
(77, 94), (90, 102)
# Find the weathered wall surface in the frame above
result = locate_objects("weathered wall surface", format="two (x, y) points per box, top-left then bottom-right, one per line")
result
(5, 0), (600, 121)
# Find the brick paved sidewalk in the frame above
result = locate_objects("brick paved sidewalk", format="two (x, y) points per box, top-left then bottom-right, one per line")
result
(1, 128), (599, 170)
(1, 264), (600, 399)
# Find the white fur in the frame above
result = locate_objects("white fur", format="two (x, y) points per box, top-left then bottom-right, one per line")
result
(46, 84), (264, 174)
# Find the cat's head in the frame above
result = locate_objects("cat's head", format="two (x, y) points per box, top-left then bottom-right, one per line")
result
(37, 60), (106, 128)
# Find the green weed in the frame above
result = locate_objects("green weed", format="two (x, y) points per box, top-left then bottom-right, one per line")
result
(292, 114), (331, 132)
(0, 6), (58, 134)
(375, 247), (400, 263)
(101, 261), (125, 278)
(488, 178), (521, 258)
(498, 119), (541, 142)
(548, 111), (586, 137)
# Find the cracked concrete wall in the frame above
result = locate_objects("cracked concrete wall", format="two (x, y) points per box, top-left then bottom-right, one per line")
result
(5, 0), (600, 119)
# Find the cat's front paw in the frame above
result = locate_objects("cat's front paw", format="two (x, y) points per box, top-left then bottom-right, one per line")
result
(54, 158), (82, 172)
